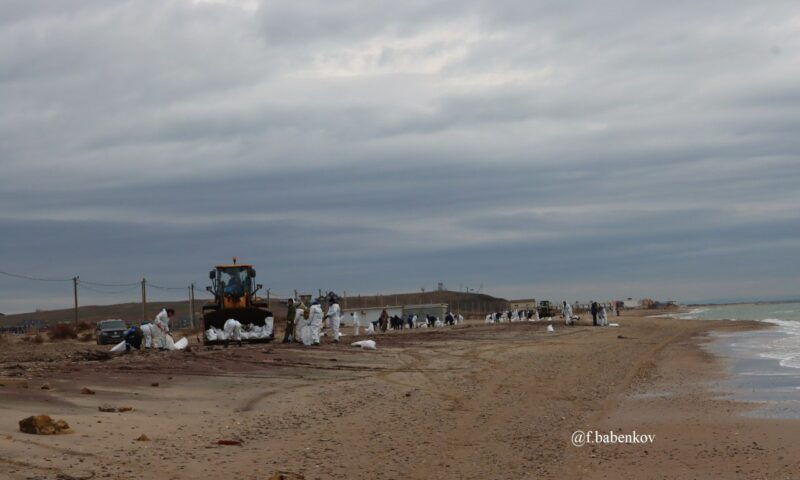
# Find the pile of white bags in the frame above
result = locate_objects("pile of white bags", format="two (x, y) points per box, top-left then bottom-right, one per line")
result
(205, 318), (274, 342)
(110, 335), (188, 353)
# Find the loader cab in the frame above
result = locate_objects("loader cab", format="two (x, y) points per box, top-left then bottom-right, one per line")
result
(207, 265), (260, 309)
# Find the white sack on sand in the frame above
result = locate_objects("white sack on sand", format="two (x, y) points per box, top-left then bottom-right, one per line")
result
(351, 340), (376, 350)
(110, 340), (126, 353)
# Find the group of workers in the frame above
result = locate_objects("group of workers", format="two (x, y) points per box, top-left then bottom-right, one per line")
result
(122, 308), (175, 351)
(282, 296), (341, 346)
(485, 309), (541, 323)
(485, 302), (617, 327)
(281, 295), (464, 346)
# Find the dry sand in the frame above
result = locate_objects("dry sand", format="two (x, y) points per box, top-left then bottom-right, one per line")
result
(1, 311), (798, 479)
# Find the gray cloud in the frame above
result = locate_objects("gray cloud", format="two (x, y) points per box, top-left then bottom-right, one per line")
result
(2, 0), (800, 312)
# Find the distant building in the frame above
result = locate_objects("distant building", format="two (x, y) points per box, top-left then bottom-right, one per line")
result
(437, 282), (445, 291)
(510, 299), (537, 310)
(623, 298), (642, 308)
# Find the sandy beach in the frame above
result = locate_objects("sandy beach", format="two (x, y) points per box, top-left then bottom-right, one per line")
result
(1, 311), (798, 480)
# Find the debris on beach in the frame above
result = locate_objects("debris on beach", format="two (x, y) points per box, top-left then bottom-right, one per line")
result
(135, 434), (150, 441)
(216, 439), (242, 446)
(73, 350), (113, 362)
(351, 340), (376, 350)
(19, 415), (71, 435)
(269, 472), (305, 480)
(546, 325), (555, 332)
(97, 405), (132, 413)
(80, 387), (95, 395)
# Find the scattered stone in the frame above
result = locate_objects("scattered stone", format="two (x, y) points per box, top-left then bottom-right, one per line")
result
(136, 434), (150, 441)
(98, 405), (116, 412)
(56, 472), (96, 480)
(216, 439), (242, 446)
(150, 383), (159, 387)
(80, 387), (95, 395)
(118, 407), (133, 413)
(41, 383), (51, 390)
(269, 472), (305, 480)
(19, 415), (71, 435)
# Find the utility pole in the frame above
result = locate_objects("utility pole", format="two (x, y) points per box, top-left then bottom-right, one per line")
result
(266, 288), (271, 309)
(73, 276), (79, 325)
(189, 283), (195, 329)
(343, 290), (347, 310)
(141, 278), (147, 323)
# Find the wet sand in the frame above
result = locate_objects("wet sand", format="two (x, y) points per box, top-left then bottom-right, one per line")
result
(1, 311), (799, 479)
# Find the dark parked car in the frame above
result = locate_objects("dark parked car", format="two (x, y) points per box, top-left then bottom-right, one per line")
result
(95, 319), (127, 345)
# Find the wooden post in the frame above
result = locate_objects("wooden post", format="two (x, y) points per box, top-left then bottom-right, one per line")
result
(189, 283), (195, 329)
(141, 278), (147, 323)
(73, 276), (79, 325)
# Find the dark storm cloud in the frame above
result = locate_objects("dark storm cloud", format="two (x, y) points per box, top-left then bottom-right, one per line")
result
(2, 0), (800, 312)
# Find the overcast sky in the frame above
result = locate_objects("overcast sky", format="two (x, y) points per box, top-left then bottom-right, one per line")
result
(1, 0), (799, 313)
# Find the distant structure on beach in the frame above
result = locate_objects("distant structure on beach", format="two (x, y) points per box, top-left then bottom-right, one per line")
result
(624, 298), (642, 308)
(509, 299), (537, 310)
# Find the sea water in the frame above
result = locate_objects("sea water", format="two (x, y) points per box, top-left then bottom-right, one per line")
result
(674, 302), (800, 418)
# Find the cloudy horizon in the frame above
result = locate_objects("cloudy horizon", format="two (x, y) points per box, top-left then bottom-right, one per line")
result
(2, 0), (799, 314)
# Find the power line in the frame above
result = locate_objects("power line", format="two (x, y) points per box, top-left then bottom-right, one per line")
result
(77, 282), (139, 295)
(146, 280), (187, 291)
(0, 269), (72, 282)
(79, 279), (141, 287)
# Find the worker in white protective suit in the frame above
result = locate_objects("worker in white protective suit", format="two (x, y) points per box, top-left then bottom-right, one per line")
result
(294, 306), (306, 343)
(351, 312), (361, 336)
(325, 299), (342, 343)
(598, 305), (608, 326)
(152, 308), (174, 349)
(308, 300), (324, 346)
(140, 323), (154, 348)
(562, 301), (574, 326)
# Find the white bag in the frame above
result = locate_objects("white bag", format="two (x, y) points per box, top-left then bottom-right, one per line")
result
(205, 329), (218, 341)
(546, 324), (554, 332)
(173, 337), (188, 350)
(265, 317), (274, 336)
(110, 340), (127, 353)
(351, 340), (376, 350)
(223, 319), (242, 341)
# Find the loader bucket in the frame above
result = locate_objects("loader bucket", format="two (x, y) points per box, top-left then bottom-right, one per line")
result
(203, 307), (273, 345)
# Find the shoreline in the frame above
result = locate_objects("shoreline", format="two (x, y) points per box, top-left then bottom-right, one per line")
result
(1, 312), (798, 479)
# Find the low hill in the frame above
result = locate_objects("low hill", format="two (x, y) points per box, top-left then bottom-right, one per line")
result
(0, 291), (509, 329)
